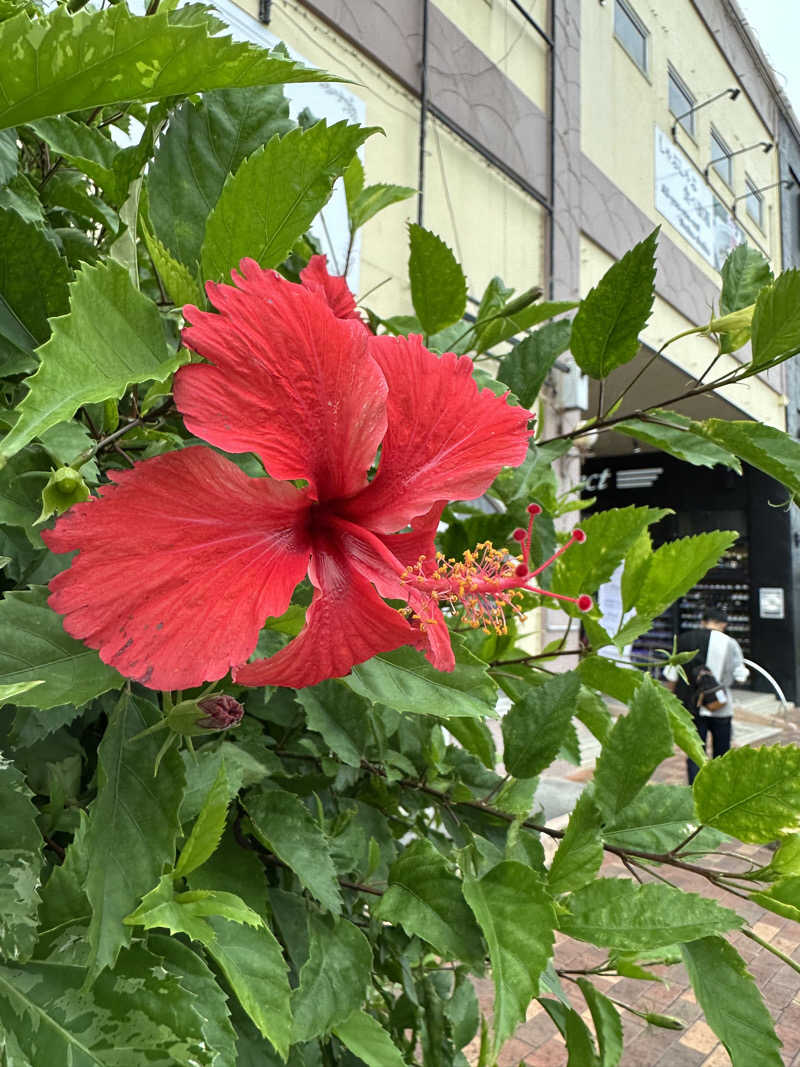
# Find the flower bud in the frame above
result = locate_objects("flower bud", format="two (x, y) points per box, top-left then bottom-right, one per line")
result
(643, 1013), (684, 1030)
(166, 694), (244, 736)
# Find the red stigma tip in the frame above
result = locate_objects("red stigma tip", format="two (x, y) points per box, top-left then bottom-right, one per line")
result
(577, 594), (593, 612)
(515, 563), (529, 577)
(572, 528), (586, 543)
(512, 528), (527, 542)
(527, 503), (542, 516)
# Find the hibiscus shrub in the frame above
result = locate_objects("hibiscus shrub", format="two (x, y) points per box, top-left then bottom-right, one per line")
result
(4, 5), (800, 1067)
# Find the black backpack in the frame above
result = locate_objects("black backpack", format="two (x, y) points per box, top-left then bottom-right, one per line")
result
(685, 630), (726, 711)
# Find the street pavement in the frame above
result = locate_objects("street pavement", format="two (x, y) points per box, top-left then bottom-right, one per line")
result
(470, 692), (800, 1065)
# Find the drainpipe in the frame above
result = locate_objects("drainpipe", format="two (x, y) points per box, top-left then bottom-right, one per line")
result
(417, 0), (429, 226)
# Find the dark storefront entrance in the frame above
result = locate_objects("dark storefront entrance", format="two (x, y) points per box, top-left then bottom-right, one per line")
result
(582, 452), (797, 702)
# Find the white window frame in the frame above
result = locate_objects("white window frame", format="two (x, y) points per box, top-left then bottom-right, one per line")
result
(710, 127), (733, 188)
(614, 0), (649, 76)
(668, 65), (695, 138)
(745, 174), (764, 229)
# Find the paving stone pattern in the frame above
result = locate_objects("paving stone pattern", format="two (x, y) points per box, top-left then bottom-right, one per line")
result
(467, 709), (800, 1065)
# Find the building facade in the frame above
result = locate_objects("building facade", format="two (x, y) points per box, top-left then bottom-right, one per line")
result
(223, 0), (800, 698)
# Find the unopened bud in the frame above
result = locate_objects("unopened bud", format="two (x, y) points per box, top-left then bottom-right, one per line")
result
(644, 1013), (684, 1030)
(167, 694), (244, 736)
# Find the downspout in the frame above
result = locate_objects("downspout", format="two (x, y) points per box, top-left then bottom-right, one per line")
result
(548, 0), (556, 298)
(417, 0), (430, 227)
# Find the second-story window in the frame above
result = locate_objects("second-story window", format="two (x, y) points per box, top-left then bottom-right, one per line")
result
(745, 175), (764, 229)
(614, 0), (648, 75)
(668, 66), (695, 136)
(710, 127), (733, 188)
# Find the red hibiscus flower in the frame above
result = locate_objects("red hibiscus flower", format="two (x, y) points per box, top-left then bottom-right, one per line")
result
(43, 257), (536, 691)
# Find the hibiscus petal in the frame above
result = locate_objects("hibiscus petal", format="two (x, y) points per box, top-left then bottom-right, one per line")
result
(299, 254), (366, 326)
(43, 448), (311, 691)
(178, 259), (387, 500)
(233, 526), (417, 689)
(377, 502), (445, 572)
(340, 334), (533, 533)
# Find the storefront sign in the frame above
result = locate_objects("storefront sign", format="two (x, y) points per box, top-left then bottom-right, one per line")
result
(654, 126), (746, 271)
(759, 587), (785, 619)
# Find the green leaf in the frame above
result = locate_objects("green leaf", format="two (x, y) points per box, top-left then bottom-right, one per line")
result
(0, 587), (122, 709)
(245, 786), (342, 914)
(574, 685), (613, 745)
(614, 410), (741, 471)
(719, 244), (772, 353)
(749, 876), (800, 922)
(84, 692), (185, 981)
(444, 715), (496, 769)
(577, 655), (640, 703)
(174, 758), (231, 879)
(0, 207), (71, 344)
(570, 229), (658, 378)
(603, 784), (721, 853)
(0, 259), (181, 461)
(682, 936), (783, 1066)
(0, 757), (42, 962)
(697, 419), (800, 503)
(750, 269), (800, 368)
(0, 127), (15, 184)
(0, 4), (334, 128)
(343, 154), (364, 215)
(0, 290), (38, 376)
(291, 913), (372, 1041)
(30, 116), (121, 197)
(0, 942), (219, 1066)
(408, 223), (468, 335)
(615, 530), (737, 644)
(471, 299), (577, 356)
(501, 671), (580, 778)
(374, 839), (484, 963)
(141, 223), (203, 308)
(657, 685), (708, 767)
(577, 978), (623, 1067)
(333, 1010), (407, 1067)
(693, 745), (800, 843)
(202, 120), (376, 281)
(350, 182), (416, 230)
(346, 637), (496, 719)
(548, 789), (603, 896)
(560, 878), (742, 949)
(296, 680), (370, 767)
(552, 506), (670, 603)
(593, 675), (673, 820)
(147, 85), (292, 270)
(463, 861), (555, 1053)
(496, 320), (572, 408)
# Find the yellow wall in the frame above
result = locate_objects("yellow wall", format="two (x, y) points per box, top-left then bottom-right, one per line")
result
(581, 0), (781, 281)
(580, 236), (787, 428)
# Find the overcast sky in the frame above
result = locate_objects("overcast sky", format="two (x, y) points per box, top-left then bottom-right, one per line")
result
(736, 2), (800, 118)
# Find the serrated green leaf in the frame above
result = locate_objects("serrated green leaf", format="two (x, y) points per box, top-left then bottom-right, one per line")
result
(750, 269), (800, 368)
(614, 410), (741, 471)
(577, 978), (623, 1067)
(719, 245), (772, 353)
(501, 671), (580, 778)
(85, 692), (185, 981)
(552, 505), (670, 606)
(471, 300), (577, 356)
(0, 941), (216, 1066)
(333, 1010), (406, 1067)
(574, 684), (613, 744)
(570, 229), (658, 378)
(657, 684), (708, 767)
(141, 222), (203, 307)
(444, 715), (496, 769)
(346, 637), (496, 719)
(577, 655), (640, 702)
(694, 744), (800, 842)
(0, 757), (42, 962)
(682, 936), (783, 1066)
(202, 120), (376, 280)
(0, 680), (43, 704)
(0, 587), (122, 709)
(620, 528), (652, 614)
(296, 680), (370, 767)
(147, 85), (292, 270)
(561, 878), (741, 949)
(540, 997), (600, 1066)
(749, 876), (800, 922)
(0, 127), (16, 184)
(343, 154), (364, 215)
(497, 320), (572, 407)
(350, 182), (415, 230)
(408, 223), (468, 335)
(36, 811), (90, 954)
(0, 207), (71, 344)
(463, 860), (555, 1053)
(291, 913), (372, 1041)
(697, 419), (800, 503)
(374, 839), (484, 963)
(174, 758), (231, 878)
(187, 825), (269, 916)
(245, 786), (342, 914)
(30, 116), (121, 197)
(0, 259), (182, 461)
(593, 675), (673, 820)
(603, 784), (722, 853)
(548, 789), (603, 896)
(0, 290), (38, 375)
(0, 4), (334, 128)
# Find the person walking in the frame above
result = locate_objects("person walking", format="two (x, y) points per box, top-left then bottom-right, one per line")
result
(663, 606), (749, 784)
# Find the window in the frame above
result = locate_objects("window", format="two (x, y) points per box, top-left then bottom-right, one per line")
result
(668, 66), (695, 136)
(710, 127), (732, 187)
(614, 0), (648, 74)
(745, 175), (763, 228)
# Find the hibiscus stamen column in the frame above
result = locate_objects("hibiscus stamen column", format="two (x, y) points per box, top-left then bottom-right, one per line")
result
(400, 504), (593, 636)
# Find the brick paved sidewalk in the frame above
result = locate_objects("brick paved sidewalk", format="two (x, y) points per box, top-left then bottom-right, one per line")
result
(467, 718), (800, 1066)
